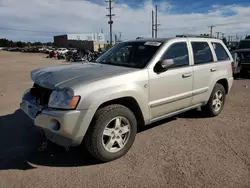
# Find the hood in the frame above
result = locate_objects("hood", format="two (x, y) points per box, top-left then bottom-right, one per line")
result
(31, 63), (137, 89)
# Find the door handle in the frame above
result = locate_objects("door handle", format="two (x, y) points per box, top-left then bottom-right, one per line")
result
(211, 68), (217, 72)
(182, 72), (192, 78)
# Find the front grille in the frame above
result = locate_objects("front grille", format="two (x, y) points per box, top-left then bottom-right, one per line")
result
(30, 83), (52, 106)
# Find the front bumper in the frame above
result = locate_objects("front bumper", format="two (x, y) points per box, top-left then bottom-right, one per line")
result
(20, 93), (95, 147)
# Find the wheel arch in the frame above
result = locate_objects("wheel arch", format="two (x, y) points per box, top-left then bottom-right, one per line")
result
(97, 96), (145, 127)
(216, 78), (229, 94)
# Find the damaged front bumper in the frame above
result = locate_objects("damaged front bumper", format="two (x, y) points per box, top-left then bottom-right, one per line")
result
(20, 92), (84, 147)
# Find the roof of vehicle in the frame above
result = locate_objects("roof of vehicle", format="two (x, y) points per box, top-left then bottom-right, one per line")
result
(126, 37), (223, 43)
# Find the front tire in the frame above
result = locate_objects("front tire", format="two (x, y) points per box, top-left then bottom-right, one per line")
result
(202, 83), (226, 117)
(84, 104), (137, 162)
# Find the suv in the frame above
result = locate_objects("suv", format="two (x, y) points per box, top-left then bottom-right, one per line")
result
(231, 39), (250, 78)
(20, 37), (234, 162)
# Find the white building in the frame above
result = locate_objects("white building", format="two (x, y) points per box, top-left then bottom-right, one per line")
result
(67, 33), (106, 43)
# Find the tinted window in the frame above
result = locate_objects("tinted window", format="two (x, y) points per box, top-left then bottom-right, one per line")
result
(191, 42), (213, 64)
(162, 42), (189, 68)
(96, 41), (163, 68)
(237, 40), (250, 49)
(212, 43), (230, 61)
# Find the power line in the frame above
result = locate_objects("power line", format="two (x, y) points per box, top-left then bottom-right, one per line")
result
(105, 0), (115, 45)
(0, 27), (93, 34)
(159, 21), (249, 31)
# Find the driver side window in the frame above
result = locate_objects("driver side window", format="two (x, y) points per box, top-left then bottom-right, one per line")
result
(162, 42), (189, 68)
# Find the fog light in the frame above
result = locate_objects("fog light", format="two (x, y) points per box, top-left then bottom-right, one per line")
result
(50, 119), (60, 131)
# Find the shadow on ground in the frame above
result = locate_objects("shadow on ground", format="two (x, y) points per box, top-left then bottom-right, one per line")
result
(0, 108), (206, 170)
(0, 110), (101, 170)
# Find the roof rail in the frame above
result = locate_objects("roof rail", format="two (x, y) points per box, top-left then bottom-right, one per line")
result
(176, 34), (212, 38)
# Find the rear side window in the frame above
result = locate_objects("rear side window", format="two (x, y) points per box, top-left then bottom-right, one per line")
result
(191, 42), (214, 65)
(212, 42), (230, 61)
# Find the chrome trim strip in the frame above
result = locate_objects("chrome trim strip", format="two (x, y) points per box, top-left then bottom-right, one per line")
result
(149, 92), (193, 108)
(150, 103), (202, 123)
(150, 87), (208, 108)
(193, 87), (209, 96)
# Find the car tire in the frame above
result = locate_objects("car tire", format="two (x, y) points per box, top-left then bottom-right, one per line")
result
(202, 83), (226, 117)
(84, 104), (137, 162)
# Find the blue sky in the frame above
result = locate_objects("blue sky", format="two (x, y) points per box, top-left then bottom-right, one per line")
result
(0, 0), (250, 42)
(94, 0), (250, 14)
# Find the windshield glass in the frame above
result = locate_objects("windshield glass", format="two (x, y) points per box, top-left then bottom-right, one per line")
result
(95, 41), (163, 68)
(236, 41), (250, 49)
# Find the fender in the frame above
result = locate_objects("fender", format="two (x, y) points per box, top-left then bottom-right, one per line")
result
(72, 81), (150, 139)
(78, 83), (150, 121)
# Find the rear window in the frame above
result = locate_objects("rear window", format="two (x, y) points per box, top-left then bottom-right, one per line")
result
(237, 40), (250, 49)
(212, 43), (230, 61)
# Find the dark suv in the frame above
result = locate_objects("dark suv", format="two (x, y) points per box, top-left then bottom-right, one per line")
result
(231, 39), (250, 78)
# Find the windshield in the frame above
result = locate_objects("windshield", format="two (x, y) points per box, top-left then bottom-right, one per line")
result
(236, 41), (250, 49)
(95, 41), (163, 68)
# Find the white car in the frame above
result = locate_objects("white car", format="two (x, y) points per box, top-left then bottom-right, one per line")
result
(57, 48), (68, 54)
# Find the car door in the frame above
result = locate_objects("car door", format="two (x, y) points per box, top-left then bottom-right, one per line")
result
(148, 40), (193, 119)
(189, 40), (217, 105)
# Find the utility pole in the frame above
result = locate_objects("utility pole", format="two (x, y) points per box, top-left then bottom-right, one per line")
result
(155, 5), (160, 38)
(152, 10), (154, 38)
(106, 0), (115, 46)
(209, 25), (215, 38)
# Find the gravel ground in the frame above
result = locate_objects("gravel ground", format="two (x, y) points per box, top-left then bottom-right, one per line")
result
(0, 51), (250, 188)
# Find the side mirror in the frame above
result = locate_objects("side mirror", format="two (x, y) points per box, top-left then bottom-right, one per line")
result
(161, 59), (174, 69)
(154, 59), (174, 73)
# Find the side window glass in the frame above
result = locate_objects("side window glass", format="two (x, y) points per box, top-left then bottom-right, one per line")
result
(212, 42), (230, 61)
(162, 42), (189, 68)
(191, 42), (214, 65)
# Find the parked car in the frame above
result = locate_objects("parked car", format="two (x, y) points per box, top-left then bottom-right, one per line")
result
(7, 47), (21, 52)
(20, 37), (233, 162)
(57, 48), (68, 55)
(231, 39), (250, 78)
(38, 47), (46, 53)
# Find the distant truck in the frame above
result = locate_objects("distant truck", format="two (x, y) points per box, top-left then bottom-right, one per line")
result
(231, 39), (250, 78)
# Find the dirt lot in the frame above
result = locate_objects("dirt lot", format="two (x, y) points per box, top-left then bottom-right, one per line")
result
(0, 51), (250, 188)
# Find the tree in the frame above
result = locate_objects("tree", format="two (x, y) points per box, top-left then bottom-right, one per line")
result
(16, 41), (26, 48)
(246, 35), (250, 39)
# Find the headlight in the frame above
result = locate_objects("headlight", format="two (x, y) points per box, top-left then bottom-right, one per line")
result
(48, 89), (80, 109)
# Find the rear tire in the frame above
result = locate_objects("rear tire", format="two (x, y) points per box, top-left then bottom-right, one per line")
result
(202, 83), (226, 117)
(84, 104), (137, 162)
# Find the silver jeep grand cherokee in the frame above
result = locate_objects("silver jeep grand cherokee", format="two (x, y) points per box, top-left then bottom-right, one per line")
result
(21, 37), (234, 162)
